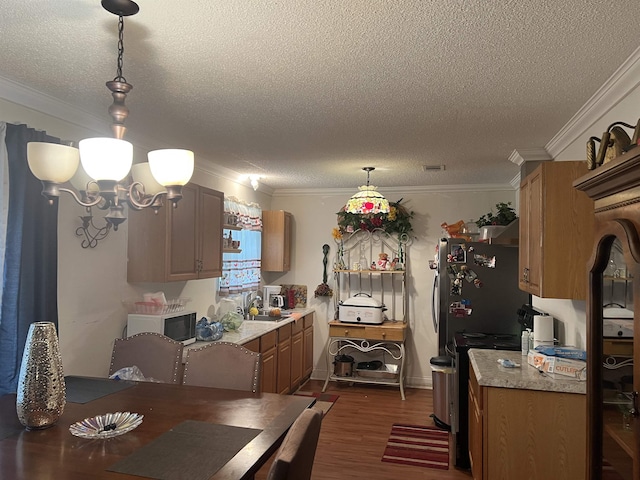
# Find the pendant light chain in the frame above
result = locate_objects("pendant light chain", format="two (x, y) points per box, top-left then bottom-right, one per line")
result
(114, 15), (127, 83)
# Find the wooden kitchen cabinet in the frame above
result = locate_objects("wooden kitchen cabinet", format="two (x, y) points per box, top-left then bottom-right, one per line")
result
(468, 366), (483, 480)
(277, 323), (292, 394)
(127, 183), (223, 282)
(262, 210), (292, 272)
(469, 362), (586, 480)
(518, 161), (594, 299)
(244, 330), (279, 394)
(303, 313), (314, 381)
(259, 330), (278, 394)
(243, 316), (314, 394)
(290, 319), (303, 391)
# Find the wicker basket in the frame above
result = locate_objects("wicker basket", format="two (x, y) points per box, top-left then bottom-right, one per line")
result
(123, 298), (190, 315)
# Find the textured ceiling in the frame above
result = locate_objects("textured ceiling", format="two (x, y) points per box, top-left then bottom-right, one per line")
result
(1, 0), (640, 190)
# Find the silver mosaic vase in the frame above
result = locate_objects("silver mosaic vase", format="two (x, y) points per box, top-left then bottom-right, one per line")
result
(16, 321), (66, 430)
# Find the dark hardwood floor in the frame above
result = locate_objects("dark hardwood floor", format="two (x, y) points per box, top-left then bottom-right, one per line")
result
(256, 379), (473, 479)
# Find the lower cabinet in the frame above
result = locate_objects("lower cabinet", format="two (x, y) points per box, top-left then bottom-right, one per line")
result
(303, 313), (314, 381)
(469, 363), (586, 480)
(244, 314), (314, 394)
(290, 319), (304, 391)
(259, 331), (278, 394)
(277, 323), (292, 394)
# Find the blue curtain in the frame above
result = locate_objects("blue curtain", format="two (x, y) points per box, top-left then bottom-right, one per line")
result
(0, 124), (60, 395)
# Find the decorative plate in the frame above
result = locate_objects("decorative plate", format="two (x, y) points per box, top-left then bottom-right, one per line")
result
(69, 412), (143, 439)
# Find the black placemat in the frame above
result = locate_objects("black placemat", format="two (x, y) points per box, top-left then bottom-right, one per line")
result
(0, 424), (24, 441)
(65, 376), (135, 404)
(107, 421), (262, 480)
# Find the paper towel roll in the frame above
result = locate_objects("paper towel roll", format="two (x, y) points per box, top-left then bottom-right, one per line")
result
(533, 315), (554, 347)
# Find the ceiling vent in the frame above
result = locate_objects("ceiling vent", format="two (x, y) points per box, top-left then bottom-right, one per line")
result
(422, 164), (445, 172)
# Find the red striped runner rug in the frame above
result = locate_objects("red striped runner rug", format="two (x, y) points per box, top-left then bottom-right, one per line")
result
(381, 424), (449, 470)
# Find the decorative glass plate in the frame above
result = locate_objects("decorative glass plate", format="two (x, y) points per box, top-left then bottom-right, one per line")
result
(69, 412), (143, 439)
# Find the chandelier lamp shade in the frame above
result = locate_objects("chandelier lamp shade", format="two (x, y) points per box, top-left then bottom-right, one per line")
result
(345, 167), (390, 215)
(25, 0), (194, 232)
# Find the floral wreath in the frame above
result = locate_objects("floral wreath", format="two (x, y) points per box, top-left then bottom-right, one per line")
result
(335, 199), (414, 237)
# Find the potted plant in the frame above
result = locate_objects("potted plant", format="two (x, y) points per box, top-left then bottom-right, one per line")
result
(475, 202), (518, 240)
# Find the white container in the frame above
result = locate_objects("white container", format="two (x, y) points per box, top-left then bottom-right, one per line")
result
(533, 314), (554, 348)
(338, 294), (385, 324)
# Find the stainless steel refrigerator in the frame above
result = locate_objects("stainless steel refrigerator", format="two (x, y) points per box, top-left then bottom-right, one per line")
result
(431, 238), (530, 354)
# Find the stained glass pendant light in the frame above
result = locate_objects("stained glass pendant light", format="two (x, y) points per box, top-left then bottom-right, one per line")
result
(345, 167), (390, 215)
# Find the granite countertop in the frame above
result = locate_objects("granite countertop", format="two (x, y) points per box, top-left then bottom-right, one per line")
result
(183, 308), (315, 359)
(468, 349), (586, 395)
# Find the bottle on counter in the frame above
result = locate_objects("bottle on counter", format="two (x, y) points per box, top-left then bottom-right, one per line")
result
(521, 329), (530, 356)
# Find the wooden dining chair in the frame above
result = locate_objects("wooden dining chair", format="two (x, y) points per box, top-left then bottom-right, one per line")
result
(108, 332), (184, 384)
(182, 342), (261, 392)
(266, 407), (324, 480)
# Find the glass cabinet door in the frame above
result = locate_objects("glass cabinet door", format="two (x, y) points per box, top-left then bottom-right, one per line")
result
(599, 238), (635, 479)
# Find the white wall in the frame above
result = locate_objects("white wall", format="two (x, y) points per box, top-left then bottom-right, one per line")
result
(270, 188), (518, 387)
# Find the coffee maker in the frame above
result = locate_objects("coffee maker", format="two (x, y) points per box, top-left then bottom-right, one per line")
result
(262, 285), (282, 310)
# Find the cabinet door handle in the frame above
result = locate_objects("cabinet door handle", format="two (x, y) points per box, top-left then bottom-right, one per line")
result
(344, 330), (349, 336)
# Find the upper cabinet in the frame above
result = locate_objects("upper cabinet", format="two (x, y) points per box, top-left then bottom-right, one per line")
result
(262, 210), (292, 272)
(518, 161), (594, 299)
(127, 183), (223, 282)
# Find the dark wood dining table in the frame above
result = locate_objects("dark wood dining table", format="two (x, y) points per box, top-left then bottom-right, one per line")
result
(0, 377), (315, 480)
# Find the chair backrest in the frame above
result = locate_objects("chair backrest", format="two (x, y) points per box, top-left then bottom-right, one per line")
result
(182, 342), (261, 392)
(109, 332), (184, 384)
(267, 407), (324, 480)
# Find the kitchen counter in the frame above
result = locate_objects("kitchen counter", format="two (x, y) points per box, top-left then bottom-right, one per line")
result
(468, 348), (586, 395)
(183, 308), (314, 360)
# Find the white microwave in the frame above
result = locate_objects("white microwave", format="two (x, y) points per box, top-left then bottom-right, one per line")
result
(127, 311), (197, 345)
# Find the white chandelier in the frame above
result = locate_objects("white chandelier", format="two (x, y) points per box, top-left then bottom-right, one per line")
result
(26, 0), (194, 231)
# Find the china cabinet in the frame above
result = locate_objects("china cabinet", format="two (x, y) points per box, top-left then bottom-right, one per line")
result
(574, 145), (640, 480)
(518, 160), (594, 299)
(322, 229), (409, 399)
(261, 210), (292, 271)
(127, 183), (223, 282)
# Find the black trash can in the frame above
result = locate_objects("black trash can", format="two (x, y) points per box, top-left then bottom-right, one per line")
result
(430, 355), (454, 431)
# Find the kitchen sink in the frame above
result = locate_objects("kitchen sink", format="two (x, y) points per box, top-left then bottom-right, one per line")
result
(245, 314), (289, 322)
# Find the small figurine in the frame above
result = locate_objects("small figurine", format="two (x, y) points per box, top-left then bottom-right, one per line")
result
(376, 252), (390, 270)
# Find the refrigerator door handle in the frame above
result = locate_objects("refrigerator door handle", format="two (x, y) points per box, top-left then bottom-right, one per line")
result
(432, 273), (439, 334)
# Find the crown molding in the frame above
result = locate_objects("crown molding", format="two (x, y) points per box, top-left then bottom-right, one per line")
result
(272, 182), (517, 197)
(0, 75), (108, 135)
(508, 148), (552, 166)
(545, 45), (640, 158)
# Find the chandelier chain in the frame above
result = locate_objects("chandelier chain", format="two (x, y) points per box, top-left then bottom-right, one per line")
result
(114, 15), (126, 83)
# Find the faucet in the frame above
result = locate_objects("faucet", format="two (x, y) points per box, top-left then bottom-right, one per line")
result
(242, 291), (260, 317)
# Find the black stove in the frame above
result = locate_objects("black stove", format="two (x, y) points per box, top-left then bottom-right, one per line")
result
(450, 331), (520, 469)
(454, 332), (520, 351)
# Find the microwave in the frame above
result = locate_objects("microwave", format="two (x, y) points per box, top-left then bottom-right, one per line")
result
(127, 311), (197, 345)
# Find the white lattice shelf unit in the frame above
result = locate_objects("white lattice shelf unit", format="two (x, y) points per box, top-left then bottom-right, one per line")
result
(323, 229), (410, 399)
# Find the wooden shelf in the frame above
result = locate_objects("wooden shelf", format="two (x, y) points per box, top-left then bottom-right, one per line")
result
(223, 224), (242, 231)
(603, 407), (635, 458)
(223, 248), (242, 254)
